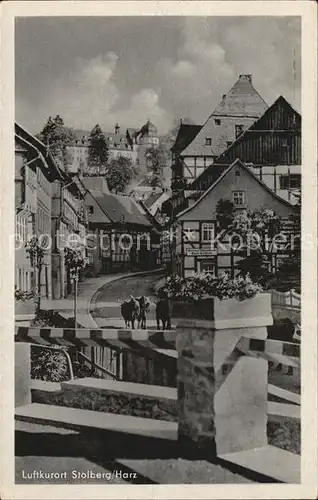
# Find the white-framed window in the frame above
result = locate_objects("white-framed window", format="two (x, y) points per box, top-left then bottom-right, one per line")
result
(201, 222), (215, 242)
(232, 191), (245, 206)
(279, 174), (301, 190)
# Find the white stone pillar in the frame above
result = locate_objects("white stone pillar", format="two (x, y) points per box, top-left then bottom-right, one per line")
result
(174, 293), (272, 459)
(15, 342), (31, 407)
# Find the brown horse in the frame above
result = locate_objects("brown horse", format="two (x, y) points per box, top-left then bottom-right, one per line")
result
(136, 296), (150, 329)
(121, 296), (140, 329)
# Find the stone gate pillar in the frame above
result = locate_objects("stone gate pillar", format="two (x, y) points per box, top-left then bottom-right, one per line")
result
(173, 293), (272, 459)
(15, 342), (31, 407)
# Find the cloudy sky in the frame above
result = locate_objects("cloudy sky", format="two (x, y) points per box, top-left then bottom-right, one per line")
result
(15, 16), (301, 135)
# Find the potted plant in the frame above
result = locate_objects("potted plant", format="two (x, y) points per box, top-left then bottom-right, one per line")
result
(14, 287), (37, 316)
(159, 272), (270, 326)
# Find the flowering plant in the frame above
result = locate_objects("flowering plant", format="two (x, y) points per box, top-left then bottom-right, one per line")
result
(14, 287), (37, 302)
(159, 272), (262, 302)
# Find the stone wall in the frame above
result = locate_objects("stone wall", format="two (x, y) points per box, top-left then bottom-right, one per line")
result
(32, 378), (178, 422)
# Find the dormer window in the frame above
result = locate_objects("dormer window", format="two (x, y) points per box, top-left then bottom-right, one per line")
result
(205, 138), (212, 146)
(235, 124), (244, 138)
(214, 119), (221, 126)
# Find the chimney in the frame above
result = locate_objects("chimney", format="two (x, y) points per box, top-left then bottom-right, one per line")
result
(115, 123), (120, 134)
(239, 74), (252, 83)
(222, 94), (226, 100)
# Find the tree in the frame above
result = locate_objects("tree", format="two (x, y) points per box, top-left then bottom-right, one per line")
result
(87, 124), (108, 176)
(37, 115), (75, 170)
(64, 247), (86, 327)
(146, 144), (168, 189)
(215, 205), (282, 287)
(215, 198), (235, 231)
(105, 156), (134, 193)
(25, 236), (46, 316)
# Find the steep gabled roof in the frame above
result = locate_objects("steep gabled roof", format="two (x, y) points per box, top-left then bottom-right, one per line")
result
(15, 122), (65, 181)
(181, 118), (240, 157)
(143, 191), (163, 208)
(171, 124), (202, 155)
(188, 164), (229, 193)
(213, 74), (268, 118)
(177, 159), (293, 220)
(88, 189), (151, 227)
(216, 95), (301, 165)
(181, 75), (268, 158)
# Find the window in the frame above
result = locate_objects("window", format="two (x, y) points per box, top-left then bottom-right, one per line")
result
(214, 119), (221, 126)
(233, 191), (245, 206)
(235, 124), (244, 139)
(200, 259), (216, 275)
(279, 174), (301, 190)
(205, 138), (212, 146)
(201, 222), (215, 242)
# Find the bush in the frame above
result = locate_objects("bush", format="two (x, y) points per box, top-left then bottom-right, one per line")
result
(159, 272), (263, 302)
(15, 287), (36, 302)
(31, 345), (72, 382)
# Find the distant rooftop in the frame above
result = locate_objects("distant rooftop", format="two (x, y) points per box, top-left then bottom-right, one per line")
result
(213, 74), (268, 118)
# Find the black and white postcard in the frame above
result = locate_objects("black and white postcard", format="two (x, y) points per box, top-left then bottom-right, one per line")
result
(0, 1), (317, 499)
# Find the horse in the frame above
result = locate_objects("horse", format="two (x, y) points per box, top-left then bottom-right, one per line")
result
(121, 296), (140, 329)
(155, 292), (171, 330)
(136, 296), (150, 329)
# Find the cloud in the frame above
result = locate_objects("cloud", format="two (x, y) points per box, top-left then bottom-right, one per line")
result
(17, 50), (172, 134)
(51, 52), (120, 127)
(15, 17), (301, 135)
(155, 18), (236, 124)
(154, 17), (301, 125)
(114, 89), (173, 132)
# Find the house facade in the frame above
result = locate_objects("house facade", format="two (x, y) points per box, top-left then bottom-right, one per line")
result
(173, 74), (268, 184)
(172, 159), (295, 278)
(170, 123), (202, 192)
(83, 176), (158, 275)
(51, 172), (88, 299)
(164, 95), (301, 221)
(15, 123), (64, 301)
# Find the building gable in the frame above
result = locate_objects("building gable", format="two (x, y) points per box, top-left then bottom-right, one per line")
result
(171, 124), (202, 155)
(178, 160), (294, 222)
(213, 74), (268, 118)
(181, 75), (268, 158)
(217, 96), (301, 166)
(85, 190), (112, 224)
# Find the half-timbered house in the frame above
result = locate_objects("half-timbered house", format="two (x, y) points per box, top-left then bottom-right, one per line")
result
(163, 95), (301, 220)
(170, 123), (202, 192)
(175, 74), (268, 184)
(216, 95), (301, 203)
(83, 176), (157, 275)
(172, 159), (295, 278)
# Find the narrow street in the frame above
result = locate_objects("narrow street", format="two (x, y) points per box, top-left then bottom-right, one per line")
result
(91, 272), (166, 329)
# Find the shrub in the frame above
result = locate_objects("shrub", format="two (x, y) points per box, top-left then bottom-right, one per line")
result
(159, 272), (263, 302)
(31, 345), (72, 382)
(14, 287), (36, 302)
